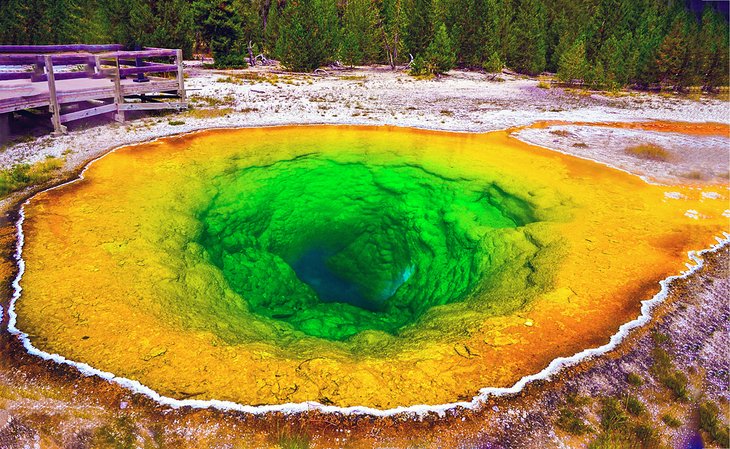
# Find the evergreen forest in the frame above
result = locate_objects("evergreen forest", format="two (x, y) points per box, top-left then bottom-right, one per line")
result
(0, 0), (727, 89)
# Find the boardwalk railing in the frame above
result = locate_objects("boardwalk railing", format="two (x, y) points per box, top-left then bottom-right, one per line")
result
(0, 44), (187, 140)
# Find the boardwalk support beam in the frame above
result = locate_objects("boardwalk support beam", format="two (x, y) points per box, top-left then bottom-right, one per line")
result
(44, 55), (67, 136)
(113, 61), (125, 123)
(0, 113), (9, 144)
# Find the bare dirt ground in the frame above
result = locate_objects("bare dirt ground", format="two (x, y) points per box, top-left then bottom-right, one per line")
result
(0, 65), (728, 448)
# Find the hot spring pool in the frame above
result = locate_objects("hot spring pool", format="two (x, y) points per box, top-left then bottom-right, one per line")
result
(11, 125), (728, 410)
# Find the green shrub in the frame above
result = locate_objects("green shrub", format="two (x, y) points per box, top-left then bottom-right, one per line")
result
(627, 373), (644, 387)
(661, 371), (689, 401)
(625, 395), (646, 416)
(651, 331), (670, 345)
(587, 432), (631, 449)
(633, 423), (659, 448)
(557, 407), (592, 435)
(566, 393), (591, 407)
(651, 347), (673, 377)
(661, 414), (682, 428)
(600, 398), (628, 431)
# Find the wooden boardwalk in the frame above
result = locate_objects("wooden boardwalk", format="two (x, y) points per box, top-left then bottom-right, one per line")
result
(0, 44), (187, 143)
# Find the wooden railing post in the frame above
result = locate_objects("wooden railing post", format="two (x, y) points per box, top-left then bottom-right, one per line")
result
(85, 54), (96, 77)
(175, 49), (186, 105)
(113, 57), (125, 123)
(44, 55), (67, 136)
(94, 55), (101, 78)
(31, 56), (45, 82)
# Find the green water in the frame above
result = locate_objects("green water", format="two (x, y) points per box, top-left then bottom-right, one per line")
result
(199, 157), (538, 340)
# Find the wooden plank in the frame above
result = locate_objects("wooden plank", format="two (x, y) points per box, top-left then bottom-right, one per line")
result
(98, 49), (177, 59)
(118, 59), (158, 66)
(0, 54), (40, 64)
(44, 55), (66, 135)
(2, 87), (115, 110)
(28, 71), (91, 83)
(0, 53), (97, 65)
(0, 44), (124, 53)
(118, 102), (186, 111)
(0, 94), (52, 114)
(59, 103), (117, 123)
(118, 64), (178, 76)
(56, 88), (116, 105)
(0, 73), (32, 81)
(121, 79), (180, 94)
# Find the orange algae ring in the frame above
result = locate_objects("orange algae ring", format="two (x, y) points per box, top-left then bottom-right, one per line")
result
(8, 125), (729, 412)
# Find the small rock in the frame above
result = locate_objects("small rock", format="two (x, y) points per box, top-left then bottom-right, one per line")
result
(0, 409), (11, 430)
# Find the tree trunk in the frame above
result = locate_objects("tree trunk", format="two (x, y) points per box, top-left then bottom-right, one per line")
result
(247, 40), (255, 66)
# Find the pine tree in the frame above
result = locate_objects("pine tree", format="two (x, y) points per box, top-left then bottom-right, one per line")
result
(655, 13), (690, 89)
(700, 9), (729, 90)
(449, 0), (500, 67)
(484, 51), (503, 73)
(0, 0), (33, 44)
(405, 0), (433, 57)
(509, 0), (547, 75)
(340, 29), (363, 68)
(43, 0), (85, 44)
(426, 22), (455, 73)
(556, 40), (588, 84)
(584, 0), (634, 62)
(150, 0), (194, 57)
(586, 60), (605, 89)
(193, 0), (247, 68)
(263, 1), (281, 55)
(340, 0), (379, 66)
(545, 0), (588, 72)
(276, 0), (339, 71)
(380, 0), (408, 69)
(598, 34), (632, 89)
(127, 0), (154, 47)
(411, 22), (455, 75)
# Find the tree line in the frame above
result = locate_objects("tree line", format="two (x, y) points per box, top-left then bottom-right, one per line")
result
(0, 0), (727, 90)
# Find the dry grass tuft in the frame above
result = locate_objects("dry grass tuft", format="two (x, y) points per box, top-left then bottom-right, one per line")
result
(184, 108), (235, 119)
(550, 129), (572, 137)
(625, 143), (669, 161)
